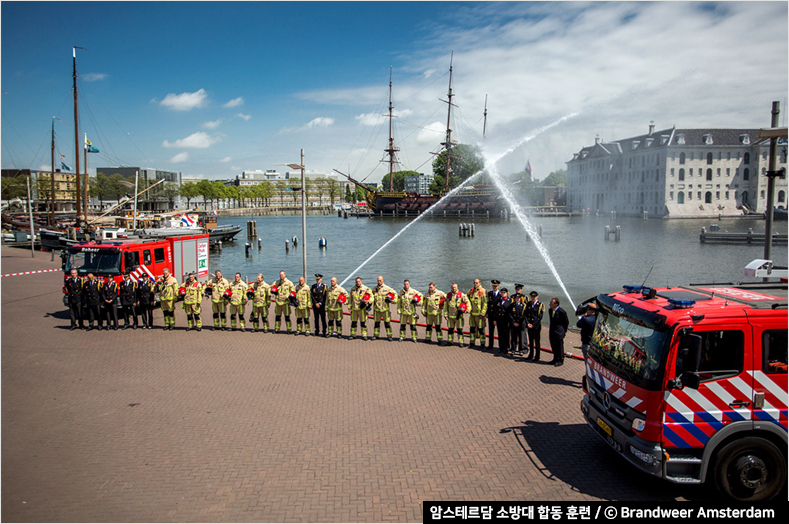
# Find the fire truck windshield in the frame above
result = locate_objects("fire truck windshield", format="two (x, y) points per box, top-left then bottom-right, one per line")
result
(65, 249), (122, 276)
(589, 308), (670, 389)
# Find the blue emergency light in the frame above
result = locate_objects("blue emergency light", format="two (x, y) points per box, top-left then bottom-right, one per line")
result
(667, 298), (696, 309)
(623, 285), (643, 293)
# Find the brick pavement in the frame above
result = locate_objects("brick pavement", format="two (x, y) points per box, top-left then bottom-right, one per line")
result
(1, 246), (707, 522)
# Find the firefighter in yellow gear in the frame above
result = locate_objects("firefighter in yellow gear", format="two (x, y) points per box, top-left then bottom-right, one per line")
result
(444, 283), (471, 347)
(467, 278), (488, 347)
(349, 277), (372, 340)
(421, 282), (446, 344)
(397, 280), (423, 342)
(372, 275), (396, 341)
(293, 276), (312, 335)
(156, 268), (179, 330)
(248, 273), (271, 332)
(207, 269), (231, 331)
(272, 270), (295, 333)
(229, 273), (248, 331)
(326, 277), (347, 337)
(181, 273), (204, 331)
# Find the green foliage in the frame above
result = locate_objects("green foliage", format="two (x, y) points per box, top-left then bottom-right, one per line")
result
(542, 169), (567, 186)
(430, 144), (484, 193)
(180, 182), (198, 208)
(382, 170), (418, 192)
(1, 174), (29, 201)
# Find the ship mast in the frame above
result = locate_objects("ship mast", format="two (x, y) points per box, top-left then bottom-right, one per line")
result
(72, 46), (85, 223)
(440, 51), (457, 192)
(384, 66), (399, 191)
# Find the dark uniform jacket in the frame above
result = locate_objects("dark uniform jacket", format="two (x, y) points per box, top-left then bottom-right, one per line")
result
(82, 280), (102, 307)
(487, 289), (503, 318)
(577, 314), (596, 345)
(509, 301), (527, 328)
(137, 280), (155, 305)
(101, 280), (119, 307)
(64, 276), (83, 305)
(525, 299), (545, 327)
(549, 306), (569, 339)
(499, 298), (513, 323)
(119, 279), (138, 306)
(311, 282), (327, 309)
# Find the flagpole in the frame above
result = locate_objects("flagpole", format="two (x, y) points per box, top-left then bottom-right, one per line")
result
(51, 118), (56, 227)
(133, 171), (139, 230)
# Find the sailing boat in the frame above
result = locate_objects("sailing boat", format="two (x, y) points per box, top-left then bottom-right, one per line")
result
(336, 54), (502, 217)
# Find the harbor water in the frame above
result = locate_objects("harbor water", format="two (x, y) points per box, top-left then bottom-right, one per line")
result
(210, 214), (788, 305)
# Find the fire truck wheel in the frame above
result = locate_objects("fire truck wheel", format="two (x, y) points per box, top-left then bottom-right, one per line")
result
(712, 437), (786, 501)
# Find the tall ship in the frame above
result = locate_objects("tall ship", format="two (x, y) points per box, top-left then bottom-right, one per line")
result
(336, 54), (503, 216)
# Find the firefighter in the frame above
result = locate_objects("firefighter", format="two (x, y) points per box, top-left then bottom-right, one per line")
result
(82, 273), (102, 331)
(467, 279), (488, 348)
(487, 280), (503, 350)
(421, 282), (446, 344)
(229, 273), (248, 331)
(349, 277), (372, 340)
(119, 271), (139, 330)
(293, 276), (312, 335)
(525, 290), (545, 361)
(509, 292), (527, 354)
(65, 268), (85, 330)
(498, 288), (512, 353)
(443, 282), (471, 347)
(101, 276), (120, 331)
(156, 268), (179, 330)
(372, 275), (396, 341)
(137, 276), (155, 329)
(397, 279), (423, 342)
(326, 277), (348, 338)
(311, 274), (328, 337)
(248, 273), (271, 332)
(272, 270), (295, 333)
(207, 269), (231, 331)
(181, 272), (204, 331)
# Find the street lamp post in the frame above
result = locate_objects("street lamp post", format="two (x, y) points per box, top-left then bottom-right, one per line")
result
(286, 149), (307, 279)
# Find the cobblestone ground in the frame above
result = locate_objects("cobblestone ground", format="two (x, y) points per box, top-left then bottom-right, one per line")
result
(1, 247), (704, 522)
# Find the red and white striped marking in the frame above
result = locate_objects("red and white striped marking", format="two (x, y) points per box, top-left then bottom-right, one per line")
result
(1, 268), (61, 278)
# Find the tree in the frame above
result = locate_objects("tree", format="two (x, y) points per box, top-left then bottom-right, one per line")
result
(289, 181), (300, 204)
(542, 169), (567, 186)
(212, 181), (228, 209)
(225, 186), (239, 208)
(327, 179), (340, 204)
(344, 185), (353, 203)
(180, 182), (198, 209)
(257, 181), (274, 206)
(429, 144), (484, 194)
(383, 170), (418, 192)
(196, 179), (216, 209)
(159, 181), (180, 210)
(275, 181), (288, 206)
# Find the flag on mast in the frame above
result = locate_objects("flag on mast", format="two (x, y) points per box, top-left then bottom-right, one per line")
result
(85, 134), (100, 153)
(525, 160), (533, 181)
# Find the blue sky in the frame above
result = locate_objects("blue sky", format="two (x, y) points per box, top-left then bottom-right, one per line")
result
(2, 1), (787, 184)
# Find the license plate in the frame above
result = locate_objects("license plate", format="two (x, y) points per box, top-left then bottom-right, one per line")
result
(597, 417), (613, 437)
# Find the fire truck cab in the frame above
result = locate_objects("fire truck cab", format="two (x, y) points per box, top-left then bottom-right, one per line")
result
(581, 267), (787, 501)
(62, 233), (210, 291)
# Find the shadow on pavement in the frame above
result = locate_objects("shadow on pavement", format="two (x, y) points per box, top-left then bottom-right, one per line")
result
(539, 375), (582, 389)
(500, 420), (711, 501)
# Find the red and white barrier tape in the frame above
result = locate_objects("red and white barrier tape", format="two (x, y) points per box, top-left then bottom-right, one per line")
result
(1, 268), (61, 278)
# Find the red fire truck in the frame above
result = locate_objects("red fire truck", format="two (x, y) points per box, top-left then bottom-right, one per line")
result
(580, 262), (787, 501)
(62, 233), (210, 292)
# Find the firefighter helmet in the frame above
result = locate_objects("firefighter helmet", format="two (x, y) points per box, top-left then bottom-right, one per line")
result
(223, 289), (232, 301)
(411, 294), (421, 304)
(270, 284), (279, 295)
(385, 292), (395, 303)
(338, 293), (347, 304)
(178, 286), (186, 297)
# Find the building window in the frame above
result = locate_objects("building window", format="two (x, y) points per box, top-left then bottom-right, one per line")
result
(679, 169), (685, 181)
(669, 191), (674, 201)
(705, 192), (713, 203)
(761, 190), (765, 199)
(671, 168), (675, 177)
(707, 152), (713, 164)
(742, 192), (749, 205)
(744, 168), (750, 180)
(779, 191), (786, 203)
(715, 191), (720, 200)
(725, 191), (729, 200)
(679, 152), (686, 164)
(717, 168), (721, 177)
(678, 192), (685, 204)
(688, 192), (693, 201)
(727, 152), (731, 161)
(697, 192), (702, 200)
(726, 168), (730, 177)
(744, 152), (750, 164)
(706, 169), (713, 181)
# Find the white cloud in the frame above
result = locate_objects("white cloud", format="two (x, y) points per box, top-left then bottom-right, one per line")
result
(220, 157), (232, 163)
(170, 152), (189, 163)
(202, 119), (222, 129)
(82, 73), (107, 82)
(280, 117), (336, 134)
(355, 109), (413, 127)
(307, 117), (334, 128)
(160, 88), (208, 111)
(224, 97), (244, 108)
(236, 113), (251, 121)
(162, 131), (220, 148)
